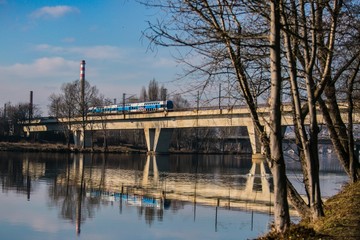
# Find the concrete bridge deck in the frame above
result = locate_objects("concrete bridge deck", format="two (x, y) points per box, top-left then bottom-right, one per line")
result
(23, 104), (358, 154)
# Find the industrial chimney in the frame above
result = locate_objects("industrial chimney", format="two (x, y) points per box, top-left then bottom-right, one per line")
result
(29, 90), (33, 120)
(80, 60), (86, 108)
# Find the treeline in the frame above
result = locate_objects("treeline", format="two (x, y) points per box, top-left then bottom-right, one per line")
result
(0, 102), (40, 140)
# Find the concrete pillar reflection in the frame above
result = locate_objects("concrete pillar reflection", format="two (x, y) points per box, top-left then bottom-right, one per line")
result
(142, 155), (150, 186)
(142, 155), (159, 187)
(245, 158), (271, 197)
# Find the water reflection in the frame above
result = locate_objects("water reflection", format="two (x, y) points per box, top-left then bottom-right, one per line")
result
(0, 151), (348, 239)
(55, 154), (275, 233)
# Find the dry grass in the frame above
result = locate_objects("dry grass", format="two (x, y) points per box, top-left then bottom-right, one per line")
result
(259, 180), (360, 240)
(312, 180), (360, 240)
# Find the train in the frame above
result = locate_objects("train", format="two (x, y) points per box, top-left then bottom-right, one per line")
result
(88, 100), (174, 114)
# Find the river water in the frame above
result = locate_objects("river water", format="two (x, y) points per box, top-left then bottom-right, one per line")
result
(0, 147), (348, 240)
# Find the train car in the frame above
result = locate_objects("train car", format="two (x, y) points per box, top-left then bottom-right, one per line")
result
(88, 100), (174, 114)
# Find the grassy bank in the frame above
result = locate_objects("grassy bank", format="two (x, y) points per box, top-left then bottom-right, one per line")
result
(259, 180), (360, 239)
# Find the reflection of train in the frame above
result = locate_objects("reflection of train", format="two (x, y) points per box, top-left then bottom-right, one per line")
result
(86, 191), (163, 209)
(88, 100), (174, 114)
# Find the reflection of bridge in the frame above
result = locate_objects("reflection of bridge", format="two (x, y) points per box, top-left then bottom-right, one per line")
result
(53, 154), (295, 216)
(23, 104), (358, 155)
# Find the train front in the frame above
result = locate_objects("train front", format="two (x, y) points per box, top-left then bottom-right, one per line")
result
(166, 100), (174, 110)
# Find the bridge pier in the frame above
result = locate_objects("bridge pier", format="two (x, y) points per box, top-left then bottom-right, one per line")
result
(247, 125), (264, 160)
(73, 130), (92, 148)
(247, 125), (287, 161)
(144, 128), (174, 154)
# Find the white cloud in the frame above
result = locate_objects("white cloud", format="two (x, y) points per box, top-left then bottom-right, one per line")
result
(80, 46), (124, 59)
(35, 44), (124, 60)
(30, 5), (79, 19)
(0, 57), (84, 113)
(0, 57), (78, 79)
(150, 56), (179, 68)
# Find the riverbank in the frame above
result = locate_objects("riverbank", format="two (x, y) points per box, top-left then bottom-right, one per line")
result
(259, 180), (360, 239)
(0, 141), (245, 155)
(0, 142), (146, 153)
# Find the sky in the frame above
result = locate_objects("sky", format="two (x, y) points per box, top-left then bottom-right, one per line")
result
(0, 0), (185, 115)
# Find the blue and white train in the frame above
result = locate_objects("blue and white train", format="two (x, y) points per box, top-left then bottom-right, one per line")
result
(88, 100), (174, 114)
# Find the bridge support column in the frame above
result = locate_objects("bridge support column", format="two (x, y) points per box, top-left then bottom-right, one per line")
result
(144, 128), (174, 154)
(247, 124), (263, 160)
(73, 130), (92, 148)
(247, 124), (287, 161)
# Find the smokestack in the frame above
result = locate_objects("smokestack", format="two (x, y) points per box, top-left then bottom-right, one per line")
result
(29, 91), (33, 120)
(80, 60), (86, 110)
(80, 60), (85, 82)
(3, 103), (6, 119)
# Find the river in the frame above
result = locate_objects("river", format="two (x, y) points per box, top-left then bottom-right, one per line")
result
(0, 146), (348, 240)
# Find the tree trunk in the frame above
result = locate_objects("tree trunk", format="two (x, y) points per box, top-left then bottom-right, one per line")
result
(347, 60), (360, 183)
(268, 0), (290, 231)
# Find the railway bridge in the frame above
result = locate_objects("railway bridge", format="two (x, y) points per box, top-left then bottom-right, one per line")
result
(23, 104), (359, 156)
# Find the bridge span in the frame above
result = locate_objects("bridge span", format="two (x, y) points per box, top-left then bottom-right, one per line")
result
(23, 104), (358, 155)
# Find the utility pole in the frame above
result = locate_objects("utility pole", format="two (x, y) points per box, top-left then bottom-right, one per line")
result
(197, 90), (200, 111)
(219, 83), (221, 110)
(123, 93), (126, 116)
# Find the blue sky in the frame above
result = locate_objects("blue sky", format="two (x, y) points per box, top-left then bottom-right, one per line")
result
(0, 0), (185, 114)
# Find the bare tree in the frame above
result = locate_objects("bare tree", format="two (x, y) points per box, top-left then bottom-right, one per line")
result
(268, 0), (290, 230)
(279, 0), (326, 220)
(160, 85), (167, 100)
(48, 80), (102, 148)
(141, 0), (291, 231)
(140, 78), (169, 102)
(316, 2), (360, 183)
(139, 86), (148, 102)
(279, 0), (360, 188)
(148, 78), (159, 101)
(3, 102), (40, 137)
(141, 1), (360, 227)
(172, 93), (189, 110)
(0, 107), (5, 137)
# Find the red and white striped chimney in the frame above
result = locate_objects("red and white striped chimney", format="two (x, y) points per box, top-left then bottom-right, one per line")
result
(80, 60), (86, 108)
(80, 60), (86, 81)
